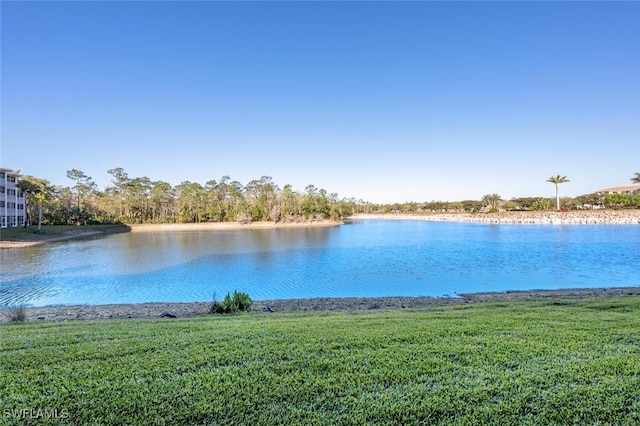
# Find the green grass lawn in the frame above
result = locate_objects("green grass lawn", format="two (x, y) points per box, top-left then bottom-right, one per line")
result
(1, 297), (639, 425)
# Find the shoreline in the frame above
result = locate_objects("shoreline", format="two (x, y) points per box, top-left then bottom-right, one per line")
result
(2, 211), (638, 249)
(0, 220), (341, 249)
(0, 225), (131, 249)
(129, 220), (342, 232)
(351, 210), (640, 224)
(3, 286), (639, 323)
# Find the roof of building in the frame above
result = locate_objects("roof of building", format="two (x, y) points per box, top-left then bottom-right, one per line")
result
(0, 168), (20, 175)
(597, 185), (640, 193)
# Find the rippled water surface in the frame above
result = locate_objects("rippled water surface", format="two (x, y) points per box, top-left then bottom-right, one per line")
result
(1, 220), (639, 307)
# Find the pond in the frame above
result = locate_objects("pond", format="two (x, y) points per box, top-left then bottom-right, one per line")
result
(1, 219), (639, 307)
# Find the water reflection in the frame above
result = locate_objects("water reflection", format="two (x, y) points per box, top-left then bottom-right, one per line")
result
(1, 221), (639, 307)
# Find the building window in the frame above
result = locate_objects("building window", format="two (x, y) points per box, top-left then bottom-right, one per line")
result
(0, 201), (5, 207)
(0, 172), (5, 178)
(17, 217), (24, 226)
(0, 186), (4, 193)
(1, 217), (5, 227)
(8, 175), (16, 183)
(18, 204), (24, 210)
(18, 192), (24, 198)
(8, 202), (16, 208)
(7, 189), (16, 196)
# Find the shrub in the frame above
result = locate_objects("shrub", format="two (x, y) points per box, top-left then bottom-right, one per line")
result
(208, 293), (221, 314)
(209, 291), (252, 314)
(2, 305), (27, 322)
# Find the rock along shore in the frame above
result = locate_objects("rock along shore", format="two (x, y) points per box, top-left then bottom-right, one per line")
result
(350, 210), (640, 224)
(3, 287), (639, 323)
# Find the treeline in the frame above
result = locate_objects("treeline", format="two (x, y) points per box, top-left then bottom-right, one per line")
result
(17, 168), (639, 227)
(19, 168), (372, 226)
(367, 193), (640, 214)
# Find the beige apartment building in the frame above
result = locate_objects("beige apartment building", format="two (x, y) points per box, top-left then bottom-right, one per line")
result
(0, 168), (26, 228)
(596, 185), (640, 195)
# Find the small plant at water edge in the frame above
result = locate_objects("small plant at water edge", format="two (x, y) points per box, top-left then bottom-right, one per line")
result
(2, 305), (27, 322)
(209, 291), (252, 314)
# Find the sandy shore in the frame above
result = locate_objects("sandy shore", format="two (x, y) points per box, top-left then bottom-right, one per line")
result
(3, 287), (638, 323)
(351, 210), (640, 224)
(0, 220), (341, 249)
(129, 220), (341, 232)
(0, 225), (131, 249)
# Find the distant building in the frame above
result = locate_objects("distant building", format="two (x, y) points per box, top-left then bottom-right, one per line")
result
(0, 168), (26, 228)
(596, 185), (640, 195)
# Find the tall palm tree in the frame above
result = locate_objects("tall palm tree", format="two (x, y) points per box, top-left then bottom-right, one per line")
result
(547, 175), (570, 211)
(631, 172), (640, 184)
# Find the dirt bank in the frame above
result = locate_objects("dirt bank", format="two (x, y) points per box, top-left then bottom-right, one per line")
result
(3, 287), (638, 323)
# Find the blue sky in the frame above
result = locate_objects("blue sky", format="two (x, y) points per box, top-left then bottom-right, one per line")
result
(2, 1), (639, 203)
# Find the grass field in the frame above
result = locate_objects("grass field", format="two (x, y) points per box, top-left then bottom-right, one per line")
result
(1, 297), (639, 425)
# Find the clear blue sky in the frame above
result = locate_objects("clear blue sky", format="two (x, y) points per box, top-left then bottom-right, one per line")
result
(2, 1), (639, 203)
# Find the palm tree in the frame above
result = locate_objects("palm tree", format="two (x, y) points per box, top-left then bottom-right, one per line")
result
(547, 175), (570, 211)
(631, 172), (640, 184)
(481, 194), (502, 212)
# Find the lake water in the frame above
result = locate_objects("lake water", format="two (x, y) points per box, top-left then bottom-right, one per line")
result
(1, 219), (639, 307)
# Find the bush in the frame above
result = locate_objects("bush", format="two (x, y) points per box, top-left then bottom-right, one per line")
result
(208, 293), (221, 314)
(209, 291), (252, 314)
(2, 305), (27, 322)
(605, 193), (640, 209)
